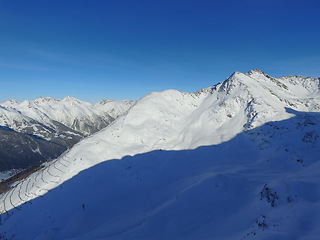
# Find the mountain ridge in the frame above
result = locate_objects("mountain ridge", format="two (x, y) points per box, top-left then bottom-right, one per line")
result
(0, 97), (135, 173)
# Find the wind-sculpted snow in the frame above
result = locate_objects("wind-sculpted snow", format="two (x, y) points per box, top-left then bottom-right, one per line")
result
(0, 70), (320, 239)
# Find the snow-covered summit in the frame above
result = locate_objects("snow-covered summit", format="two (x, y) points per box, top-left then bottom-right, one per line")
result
(62, 95), (78, 102)
(246, 68), (270, 76)
(34, 96), (58, 103)
(3, 99), (20, 106)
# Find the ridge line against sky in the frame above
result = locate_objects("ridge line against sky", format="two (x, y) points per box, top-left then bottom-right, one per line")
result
(0, 0), (319, 103)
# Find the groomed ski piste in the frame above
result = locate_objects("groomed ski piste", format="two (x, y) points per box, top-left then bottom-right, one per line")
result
(0, 70), (319, 240)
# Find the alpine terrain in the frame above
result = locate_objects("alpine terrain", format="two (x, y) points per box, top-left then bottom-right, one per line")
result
(0, 97), (134, 177)
(0, 70), (319, 240)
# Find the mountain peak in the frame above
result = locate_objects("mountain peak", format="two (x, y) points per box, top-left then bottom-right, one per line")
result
(217, 71), (249, 93)
(4, 99), (20, 105)
(35, 96), (57, 102)
(246, 69), (274, 79)
(246, 69), (268, 76)
(62, 96), (78, 102)
(97, 99), (114, 105)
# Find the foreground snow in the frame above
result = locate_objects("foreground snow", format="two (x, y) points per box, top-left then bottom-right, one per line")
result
(0, 70), (319, 239)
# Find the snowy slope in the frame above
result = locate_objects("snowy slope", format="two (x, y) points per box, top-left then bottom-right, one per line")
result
(0, 70), (319, 239)
(95, 99), (135, 119)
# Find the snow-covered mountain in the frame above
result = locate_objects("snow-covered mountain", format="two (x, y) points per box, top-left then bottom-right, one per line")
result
(0, 97), (135, 172)
(0, 70), (319, 239)
(0, 104), (80, 172)
(2, 96), (134, 135)
(95, 99), (136, 119)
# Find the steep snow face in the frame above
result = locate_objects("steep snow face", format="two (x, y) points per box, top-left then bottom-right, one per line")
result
(176, 70), (319, 148)
(0, 70), (320, 239)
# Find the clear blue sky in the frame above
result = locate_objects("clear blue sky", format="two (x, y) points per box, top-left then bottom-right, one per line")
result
(1, 0), (319, 102)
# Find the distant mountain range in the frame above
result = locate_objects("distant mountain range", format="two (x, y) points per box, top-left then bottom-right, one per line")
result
(0, 70), (319, 239)
(0, 97), (135, 173)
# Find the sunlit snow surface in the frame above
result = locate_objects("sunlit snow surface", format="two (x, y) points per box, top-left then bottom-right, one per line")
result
(0, 70), (319, 239)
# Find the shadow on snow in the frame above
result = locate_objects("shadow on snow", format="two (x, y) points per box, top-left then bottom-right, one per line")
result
(1, 108), (320, 240)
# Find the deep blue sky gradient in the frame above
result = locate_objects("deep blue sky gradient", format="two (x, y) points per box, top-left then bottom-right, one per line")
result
(1, 0), (319, 102)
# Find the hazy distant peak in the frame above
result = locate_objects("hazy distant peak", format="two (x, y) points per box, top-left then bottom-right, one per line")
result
(35, 96), (58, 103)
(62, 96), (80, 102)
(97, 99), (115, 104)
(8, 99), (20, 104)
(3, 99), (20, 106)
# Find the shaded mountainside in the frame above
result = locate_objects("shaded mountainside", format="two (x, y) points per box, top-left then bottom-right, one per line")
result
(0, 127), (66, 171)
(0, 70), (319, 239)
(0, 97), (135, 172)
